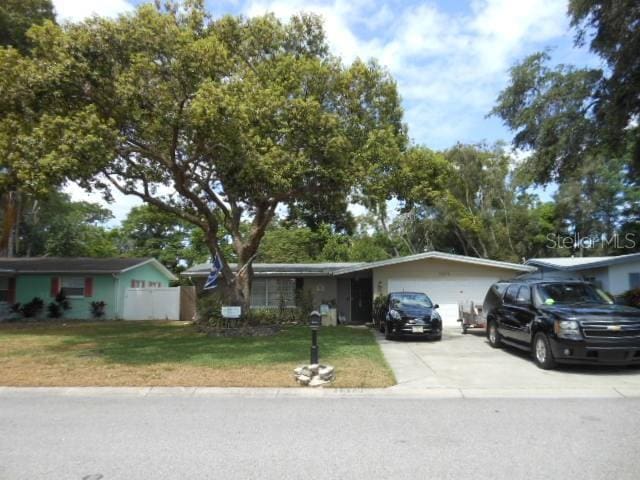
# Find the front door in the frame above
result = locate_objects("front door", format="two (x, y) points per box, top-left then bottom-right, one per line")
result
(350, 278), (372, 324)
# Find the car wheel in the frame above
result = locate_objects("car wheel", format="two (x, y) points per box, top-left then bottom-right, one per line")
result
(384, 322), (394, 340)
(433, 334), (442, 341)
(532, 332), (557, 370)
(487, 320), (502, 348)
(462, 326), (468, 334)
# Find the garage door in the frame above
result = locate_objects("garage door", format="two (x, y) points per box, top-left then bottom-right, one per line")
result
(388, 278), (490, 326)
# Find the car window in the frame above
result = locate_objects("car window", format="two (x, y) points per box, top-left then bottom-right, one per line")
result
(536, 283), (609, 306)
(504, 284), (519, 304)
(389, 293), (433, 309)
(516, 286), (531, 305)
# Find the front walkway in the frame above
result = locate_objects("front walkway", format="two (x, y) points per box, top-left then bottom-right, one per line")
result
(376, 326), (640, 397)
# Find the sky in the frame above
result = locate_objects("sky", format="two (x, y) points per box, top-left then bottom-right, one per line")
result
(53, 0), (598, 224)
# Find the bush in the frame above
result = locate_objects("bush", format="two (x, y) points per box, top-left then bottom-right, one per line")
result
(90, 301), (107, 319)
(621, 288), (640, 308)
(296, 289), (314, 321)
(248, 308), (281, 325)
(18, 297), (44, 318)
(196, 293), (224, 326)
(47, 302), (62, 318)
(373, 294), (387, 323)
(48, 293), (71, 318)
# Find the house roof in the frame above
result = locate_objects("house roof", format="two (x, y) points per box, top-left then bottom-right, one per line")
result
(526, 252), (640, 271)
(183, 252), (534, 278)
(0, 257), (177, 280)
(333, 251), (536, 275)
(183, 262), (363, 277)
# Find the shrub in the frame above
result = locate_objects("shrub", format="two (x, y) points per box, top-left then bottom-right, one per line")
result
(19, 297), (44, 318)
(48, 293), (72, 318)
(247, 307), (302, 325)
(196, 293), (224, 326)
(55, 292), (71, 311)
(47, 302), (62, 318)
(373, 294), (387, 323)
(248, 308), (281, 325)
(621, 288), (640, 308)
(296, 289), (314, 321)
(90, 301), (107, 319)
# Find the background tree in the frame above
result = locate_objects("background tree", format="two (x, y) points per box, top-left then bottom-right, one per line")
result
(9, 3), (406, 312)
(0, 0), (56, 256)
(0, 0), (55, 53)
(117, 204), (209, 272)
(17, 191), (117, 257)
(492, 0), (639, 183)
(391, 144), (559, 262)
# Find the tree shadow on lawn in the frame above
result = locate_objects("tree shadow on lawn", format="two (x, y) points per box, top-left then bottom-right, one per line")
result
(1, 322), (379, 367)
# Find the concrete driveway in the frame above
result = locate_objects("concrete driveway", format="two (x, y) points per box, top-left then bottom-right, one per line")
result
(377, 326), (640, 396)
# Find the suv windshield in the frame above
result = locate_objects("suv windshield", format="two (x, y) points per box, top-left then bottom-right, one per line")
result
(390, 293), (433, 309)
(536, 283), (612, 306)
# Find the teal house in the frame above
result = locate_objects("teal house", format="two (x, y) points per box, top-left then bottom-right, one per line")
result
(0, 258), (177, 320)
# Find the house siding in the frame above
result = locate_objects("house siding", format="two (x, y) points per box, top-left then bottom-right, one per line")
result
(115, 262), (173, 318)
(607, 261), (640, 295)
(14, 274), (117, 319)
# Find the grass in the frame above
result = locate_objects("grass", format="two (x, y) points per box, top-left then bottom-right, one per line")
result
(0, 321), (395, 388)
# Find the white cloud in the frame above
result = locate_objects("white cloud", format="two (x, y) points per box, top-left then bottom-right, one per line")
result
(242, 0), (571, 148)
(52, 0), (134, 22)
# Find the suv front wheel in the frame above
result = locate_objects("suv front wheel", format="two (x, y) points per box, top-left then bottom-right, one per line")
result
(487, 320), (502, 348)
(532, 332), (557, 370)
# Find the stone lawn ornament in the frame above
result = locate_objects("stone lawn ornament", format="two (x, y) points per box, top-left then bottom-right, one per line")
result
(293, 364), (335, 386)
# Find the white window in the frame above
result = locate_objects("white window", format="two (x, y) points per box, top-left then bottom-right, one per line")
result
(0, 277), (8, 302)
(250, 278), (296, 308)
(61, 277), (84, 297)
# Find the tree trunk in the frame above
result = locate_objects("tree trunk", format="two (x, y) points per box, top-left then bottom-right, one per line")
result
(0, 192), (18, 257)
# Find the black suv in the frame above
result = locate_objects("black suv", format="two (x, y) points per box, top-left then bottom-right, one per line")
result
(374, 291), (442, 341)
(483, 276), (640, 369)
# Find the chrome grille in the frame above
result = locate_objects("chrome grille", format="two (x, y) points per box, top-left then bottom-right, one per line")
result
(582, 321), (640, 339)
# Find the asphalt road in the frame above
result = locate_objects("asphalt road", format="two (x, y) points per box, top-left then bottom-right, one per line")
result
(1, 393), (640, 480)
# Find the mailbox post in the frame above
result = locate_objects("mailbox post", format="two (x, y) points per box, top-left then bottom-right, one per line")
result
(309, 310), (321, 364)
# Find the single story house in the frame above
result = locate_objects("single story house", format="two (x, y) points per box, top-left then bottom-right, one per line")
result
(183, 251), (535, 325)
(526, 252), (640, 295)
(0, 257), (177, 320)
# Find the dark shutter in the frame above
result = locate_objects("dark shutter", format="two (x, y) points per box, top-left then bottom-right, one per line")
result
(84, 278), (93, 297)
(50, 277), (60, 297)
(8, 277), (16, 303)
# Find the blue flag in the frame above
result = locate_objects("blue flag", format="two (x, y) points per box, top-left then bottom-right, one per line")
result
(203, 254), (222, 290)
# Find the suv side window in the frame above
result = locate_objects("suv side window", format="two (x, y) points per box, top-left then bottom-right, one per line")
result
(516, 286), (531, 305)
(504, 284), (519, 304)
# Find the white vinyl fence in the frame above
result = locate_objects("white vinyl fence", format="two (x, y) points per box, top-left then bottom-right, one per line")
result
(123, 287), (180, 321)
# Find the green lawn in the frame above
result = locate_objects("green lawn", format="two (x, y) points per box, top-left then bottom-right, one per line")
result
(0, 321), (395, 388)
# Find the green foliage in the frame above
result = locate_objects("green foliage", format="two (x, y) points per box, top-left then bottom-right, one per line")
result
(491, 52), (602, 183)
(90, 301), (107, 319)
(47, 292), (71, 319)
(17, 190), (116, 257)
(493, 1), (640, 184)
(12, 297), (44, 318)
(0, 0), (55, 53)
(621, 289), (640, 309)
(296, 288), (315, 320)
(0, 3), (406, 309)
(117, 204), (209, 272)
(390, 143), (561, 262)
(196, 293), (224, 326)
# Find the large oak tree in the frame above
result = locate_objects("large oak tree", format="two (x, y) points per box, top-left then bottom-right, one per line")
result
(2, 1), (406, 312)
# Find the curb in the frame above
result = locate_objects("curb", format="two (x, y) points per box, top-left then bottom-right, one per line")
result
(0, 386), (639, 399)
